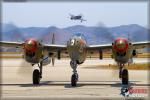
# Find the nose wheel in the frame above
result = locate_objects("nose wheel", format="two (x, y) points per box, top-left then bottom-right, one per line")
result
(71, 73), (78, 86)
(33, 69), (40, 84)
(122, 69), (129, 85)
(33, 62), (43, 85)
(119, 64), (129, 85)
(70, 60), (79, 87)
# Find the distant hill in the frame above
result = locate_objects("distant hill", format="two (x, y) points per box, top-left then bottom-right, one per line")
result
(2, 23), (150, 45)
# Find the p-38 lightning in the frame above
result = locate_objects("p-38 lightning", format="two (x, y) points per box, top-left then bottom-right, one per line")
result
(0, 34), (150, 86)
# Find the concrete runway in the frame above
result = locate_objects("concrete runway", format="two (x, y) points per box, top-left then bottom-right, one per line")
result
(0, 58), (149, 99)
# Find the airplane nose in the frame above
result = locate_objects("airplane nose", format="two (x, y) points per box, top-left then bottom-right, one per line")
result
(113, 39), (128, 53)
(25, 39), (38, 52)
(116, 40), (125, 48)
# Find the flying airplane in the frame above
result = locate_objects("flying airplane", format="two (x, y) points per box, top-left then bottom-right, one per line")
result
(0, 34), (150, 86)
(69, 13), (86, 22)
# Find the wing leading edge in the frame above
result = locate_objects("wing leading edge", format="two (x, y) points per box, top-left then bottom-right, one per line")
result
(0, 41), (24, 48)
(0, 41), (149, 52)
(132, 41), (150, 49)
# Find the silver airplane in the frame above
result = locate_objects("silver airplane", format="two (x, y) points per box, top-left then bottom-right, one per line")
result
(0, 34), (150, 86)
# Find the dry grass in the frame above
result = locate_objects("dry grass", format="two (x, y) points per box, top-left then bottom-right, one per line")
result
(83, 63), (150, 70)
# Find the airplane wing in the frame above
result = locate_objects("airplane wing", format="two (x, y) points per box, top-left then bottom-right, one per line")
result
(132, 41), (150, 49)
(87, 44), (112, 50)
(0, 41), (24, 48)
(1, 41), (149, 56)
(86, 44), (112, 57)
(0, 41), (67, 51)
(87, 41), (150, 51)
(86, 41), (150, 57)
(43, 44), (67, 52)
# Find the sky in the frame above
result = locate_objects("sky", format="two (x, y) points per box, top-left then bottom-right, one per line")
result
(2, 1), (148, 28)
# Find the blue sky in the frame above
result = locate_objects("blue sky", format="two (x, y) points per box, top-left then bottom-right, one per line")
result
(2, 2), (148, 28)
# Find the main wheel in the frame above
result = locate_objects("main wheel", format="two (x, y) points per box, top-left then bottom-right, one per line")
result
(122, 69), (129, 85)
(71, 74), (77, 87)
(33, 69), (40, 85)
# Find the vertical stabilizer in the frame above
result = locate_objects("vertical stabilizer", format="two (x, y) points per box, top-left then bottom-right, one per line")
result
(51, 33), (55, 66)
(52, 33), (55, 44)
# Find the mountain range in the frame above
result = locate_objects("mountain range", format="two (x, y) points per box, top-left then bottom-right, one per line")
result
(1, 23), (149, 45)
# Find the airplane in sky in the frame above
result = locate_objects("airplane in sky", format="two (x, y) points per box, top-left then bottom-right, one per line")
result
(69, 13), (86, 22)
(0, 34), (150, 86)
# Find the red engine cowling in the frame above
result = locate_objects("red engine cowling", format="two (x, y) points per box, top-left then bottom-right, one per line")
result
(23, 39), (42, 63)
(24, 39), (38, 53)
(113, 38), (129, 53)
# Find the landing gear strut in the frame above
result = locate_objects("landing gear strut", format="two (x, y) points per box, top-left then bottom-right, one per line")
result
(70, 60), (78, 87)
(118, 63), (129, 85)
(33, 62), (43, 85)
(119, 64), (123, 78)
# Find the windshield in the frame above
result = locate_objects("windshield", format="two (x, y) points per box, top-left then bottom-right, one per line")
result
(72, 33), (86, 40)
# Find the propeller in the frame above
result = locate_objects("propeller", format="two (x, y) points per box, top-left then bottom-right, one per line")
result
(94, 22), (119, 78)
(52, 56), (55, 66)
(95, 22), (115, 42)
(7, 25), (34, 76)
(16, 31), (56, 76)
(17, 57), (33, 77)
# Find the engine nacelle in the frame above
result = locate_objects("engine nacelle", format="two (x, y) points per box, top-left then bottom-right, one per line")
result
(99, 49), (103, 60)
(24, 39), (43, 63)
(132, 49), (137, 56)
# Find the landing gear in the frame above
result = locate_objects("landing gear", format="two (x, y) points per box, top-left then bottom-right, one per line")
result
(122, 69), (129, 85)
(33, 69), (40, 84)
(118, 63), (129, 85)
(33, 62), (43, 85)
(71, 73), (78, 86)
(70, 60), (78, 87)
(119, 64), (123, 78)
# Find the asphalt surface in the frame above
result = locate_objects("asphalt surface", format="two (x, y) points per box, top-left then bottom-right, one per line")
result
(0, 58), (149, 99)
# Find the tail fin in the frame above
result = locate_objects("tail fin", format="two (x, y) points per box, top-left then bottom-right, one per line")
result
(52, 33), (55, 44)
(51, 33), (55, 66)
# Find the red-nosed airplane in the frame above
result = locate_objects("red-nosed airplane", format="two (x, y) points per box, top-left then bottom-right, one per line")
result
(0, 34), (150, 86)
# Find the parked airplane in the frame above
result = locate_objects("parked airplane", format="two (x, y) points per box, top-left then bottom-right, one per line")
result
(0, 34), (149, 86)
(69, 13), (86, 22)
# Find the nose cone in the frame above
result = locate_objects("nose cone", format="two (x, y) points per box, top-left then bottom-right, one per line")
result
(116, 40), (126, 48)
(114, 38), (128, 52)
(25, 39), (38, 52)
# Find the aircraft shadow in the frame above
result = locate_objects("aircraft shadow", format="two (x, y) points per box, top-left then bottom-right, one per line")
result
(0, 80), (149, 88)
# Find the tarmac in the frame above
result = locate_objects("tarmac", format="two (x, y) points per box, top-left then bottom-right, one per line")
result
(0, 58), (149, 99)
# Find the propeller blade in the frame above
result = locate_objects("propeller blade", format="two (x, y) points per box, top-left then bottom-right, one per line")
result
(96, 22), (115, 42)
(52, 57), (55, 66)
(17, 57), (33, 77)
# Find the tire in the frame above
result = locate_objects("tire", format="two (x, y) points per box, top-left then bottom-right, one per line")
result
(71, 74), (77, 87)
(33, 69), (40, 85)
(122, 69), (129, 85)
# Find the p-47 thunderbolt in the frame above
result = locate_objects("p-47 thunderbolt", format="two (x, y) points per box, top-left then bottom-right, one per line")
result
(0, 34), (150, 86)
